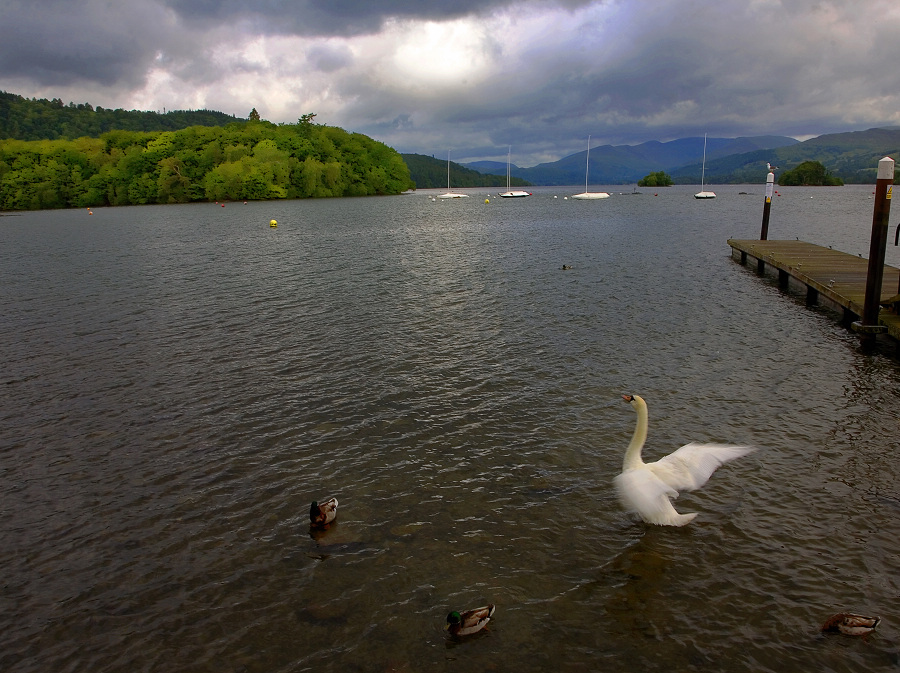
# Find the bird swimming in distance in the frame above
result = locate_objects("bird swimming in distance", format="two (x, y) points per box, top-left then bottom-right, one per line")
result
(822, 613), (881, 636)
(310, 497), (338, 528)
(614, 395), (755, 526)
(446, 604), (496, 636)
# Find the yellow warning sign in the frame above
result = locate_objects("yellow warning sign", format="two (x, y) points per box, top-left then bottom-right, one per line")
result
(888, 186), (893, 200)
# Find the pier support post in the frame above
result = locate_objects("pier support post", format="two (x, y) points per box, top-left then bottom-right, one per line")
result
(760, 171), (774, 240)
(853, 156), (894, 340)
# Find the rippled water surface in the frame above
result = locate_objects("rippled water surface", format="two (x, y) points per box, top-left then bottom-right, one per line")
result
(2, 184), (900, 672)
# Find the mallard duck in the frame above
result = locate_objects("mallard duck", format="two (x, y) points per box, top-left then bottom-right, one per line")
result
(615, 394), (755, 526)
(445, 604), (495, 636)
(309, 497), (338, 528)
(822, 613), (881, 636)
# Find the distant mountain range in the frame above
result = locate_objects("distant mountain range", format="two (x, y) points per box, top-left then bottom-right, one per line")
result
(415, 127), (900, 186)
(4, 90), (900, 187)
(465, 135), (798, 185)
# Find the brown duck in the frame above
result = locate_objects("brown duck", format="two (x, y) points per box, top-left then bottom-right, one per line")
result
(309, 497), (338, 528)
(821, 613), (881, 636)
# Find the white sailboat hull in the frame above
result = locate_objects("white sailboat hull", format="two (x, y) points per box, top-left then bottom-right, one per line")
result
(572, 191), (610, 200)
(694, 191), (716, 199)
(498, 190), (531, 198)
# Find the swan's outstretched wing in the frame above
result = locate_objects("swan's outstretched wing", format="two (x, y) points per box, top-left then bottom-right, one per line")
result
(649, 443), (755, 492)
(614, 468), (697, 526)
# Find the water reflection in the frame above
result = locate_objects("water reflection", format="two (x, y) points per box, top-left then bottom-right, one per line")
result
(2, 189), (900, 672)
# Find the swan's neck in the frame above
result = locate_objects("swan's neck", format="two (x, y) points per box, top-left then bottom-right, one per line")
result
(623, 401), (648, 470)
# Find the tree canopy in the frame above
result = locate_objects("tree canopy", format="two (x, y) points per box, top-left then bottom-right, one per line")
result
(0, 90), (239, 141)
(0, 119), (415, 210)
(637, 171), (673, 187)
(777, 160), (843, 186)
(400, 153), (530, 189)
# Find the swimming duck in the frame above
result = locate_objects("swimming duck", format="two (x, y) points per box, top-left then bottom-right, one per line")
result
(821, 613), (881, 636)
(446, 604), (495, 636)
(309, 497), (338, 528)
(615, 394), (755, 526)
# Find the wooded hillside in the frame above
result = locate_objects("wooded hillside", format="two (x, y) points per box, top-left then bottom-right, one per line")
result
(0, 117), (415, 210)
(401, 153), (530, 189)
(0, 91), (239, 140)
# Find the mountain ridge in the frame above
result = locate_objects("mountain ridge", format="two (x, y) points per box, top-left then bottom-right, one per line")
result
(459, 129), (900, 185)
(4, 90), (899, 186)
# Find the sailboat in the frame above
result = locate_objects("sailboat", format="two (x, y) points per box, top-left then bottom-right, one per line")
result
(438, 150), (469, 199)
(499, 146), (531, 198)
(694, 133), (716, 199)
(572, 135), (609, 200)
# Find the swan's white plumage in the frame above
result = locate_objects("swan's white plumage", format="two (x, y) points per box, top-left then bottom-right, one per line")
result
(615, 395), (754, 526)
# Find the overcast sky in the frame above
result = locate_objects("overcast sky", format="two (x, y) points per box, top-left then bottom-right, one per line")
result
(2, 0), (900, 166)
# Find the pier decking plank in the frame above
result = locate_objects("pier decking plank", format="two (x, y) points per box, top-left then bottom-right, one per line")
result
(728, 239), (900, 340)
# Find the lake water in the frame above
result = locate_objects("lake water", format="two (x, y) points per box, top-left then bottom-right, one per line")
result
(2, 184), (900, 673)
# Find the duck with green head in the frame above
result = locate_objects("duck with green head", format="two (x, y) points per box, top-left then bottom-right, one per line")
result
(309, 497), (338, 528)
(446, 604), (495, 636)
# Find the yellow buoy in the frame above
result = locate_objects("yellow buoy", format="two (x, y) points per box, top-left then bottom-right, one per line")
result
(485, 198), (490, 204)
(270, 219), (278, 227)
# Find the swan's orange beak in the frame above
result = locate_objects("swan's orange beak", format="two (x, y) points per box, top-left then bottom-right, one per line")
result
(622, 394), (634, 403)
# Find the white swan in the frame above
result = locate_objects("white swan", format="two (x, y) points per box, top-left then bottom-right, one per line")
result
(615, 394), (755, 526)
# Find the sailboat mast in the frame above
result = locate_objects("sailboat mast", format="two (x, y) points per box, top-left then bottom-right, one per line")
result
(585, 135), (591, 191)
(701, 133), (707, 188)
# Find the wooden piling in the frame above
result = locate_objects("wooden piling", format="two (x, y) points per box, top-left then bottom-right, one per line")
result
(760, 171), (774, 240)
(856, 156), (895, 338)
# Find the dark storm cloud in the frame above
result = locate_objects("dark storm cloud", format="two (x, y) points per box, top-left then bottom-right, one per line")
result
(0, 0), (586, 99)
(0, 0), (178, 87)
(162, 0), (589, 37)
(2, 0), (900, 166)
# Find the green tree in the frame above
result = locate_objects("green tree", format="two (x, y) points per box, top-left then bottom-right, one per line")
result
(0, 114), (414, 210)
(778, 161), (843, 186)
(638, 171), (673, 187)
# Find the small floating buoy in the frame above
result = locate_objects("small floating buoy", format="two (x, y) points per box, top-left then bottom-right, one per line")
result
(270, 219), (278, 227)
(485, 198), (490, 204)
(553, 195), (558, 199)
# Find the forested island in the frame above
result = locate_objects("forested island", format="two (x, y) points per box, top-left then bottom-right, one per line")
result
(0, 94), (416, 210)
(637, 171), (673, 187)
(776, 160), (843, 186)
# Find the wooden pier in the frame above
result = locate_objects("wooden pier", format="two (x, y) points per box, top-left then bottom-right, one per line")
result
(728, 239), (900, 340)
